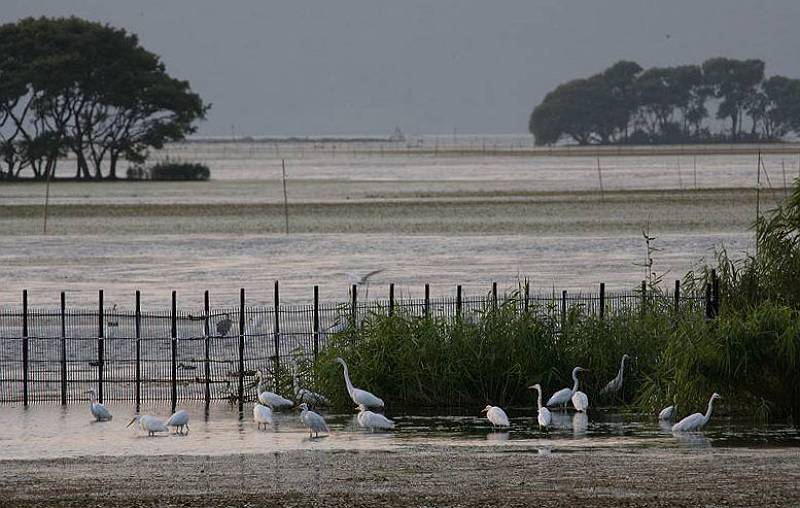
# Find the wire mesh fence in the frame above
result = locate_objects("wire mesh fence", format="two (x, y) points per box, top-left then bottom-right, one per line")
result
(0, 282), (710, 405)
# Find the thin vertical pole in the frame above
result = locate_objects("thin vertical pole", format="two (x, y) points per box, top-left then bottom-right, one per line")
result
(281, 159), (290, 234)
(203, 290), (210, 404)
(596, 155), (604, 201)
(351, 284), (358, 328)
(705, 282), (713, 319)
(135, 290), (141, 407)
(171, 290), (177, 412)
(756, 150), (762, 258)
(388, 283), (395, 317)
(22, 290), (28, 406)
(523, 283), (530, 313)
(313, 286), (320, 364)
(693, 154), (697, 189)
(711, 269), (720, 318)
(60, 291), (66, 405)
(272, 283), (280, 396)
(97, 290), (104, 403)
(456, 285), (462, 318)
(560, 290), (567, 331)
(641, 280), (647, 316)
(43, 166), (52, 234)
(674, 280), (681, 313)
(492, 282), (498, 309)
(239, 287), (247, 410)
(782, 160), (788, 196)
(424, 284), (430, 317)
(599, 283), (605, 320)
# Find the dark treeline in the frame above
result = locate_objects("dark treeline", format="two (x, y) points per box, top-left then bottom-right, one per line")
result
(529, 58), (800, 146)
(0, 17), (208, 180)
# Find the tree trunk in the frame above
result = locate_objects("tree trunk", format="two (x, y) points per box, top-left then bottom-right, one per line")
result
(108, 152), (118, 180)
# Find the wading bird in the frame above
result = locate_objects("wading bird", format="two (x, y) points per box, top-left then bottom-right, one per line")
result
(293, 373), (330, 407)
(357, 405), (395, 431)
(572, 377), (589, 413)
(528, 384), (551, 428)
(253, 403), (273, 429)
(165, 409), (190, 434)
(216, 313), (233, 337)
(127, 415), (169, 437)
(659, 405), (676, 421)
(85, 389), (112, 422)
(335, 357), (384, 409)
(250, 369), (294, 410)
(600, 354), (630, 396)
(481, 405), (510, 428)
(672, 393), (721, 432)
(345, 269), (384, 298)
(299, 403), (329, 438)
(546, 367), (587, 410)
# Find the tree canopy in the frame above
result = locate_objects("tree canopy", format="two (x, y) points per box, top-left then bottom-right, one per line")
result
(0, 17), (209, 180)
(529, 58), (800, 145)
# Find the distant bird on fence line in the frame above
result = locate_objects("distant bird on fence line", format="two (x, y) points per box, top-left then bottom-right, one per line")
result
(250, 369), (294, 410)
(659, 405), (676, 421)
(293, 373), (330, 407)
(547, 367), (587, 410)
(481, 405), (510, 428)
(299, 403), (329, 438)
(357, 405), (395, 431)
(346, 269), (384, 299)
(165, 409), (190, 434)
(84, 389), (112, 422)
(671, 393), (721, 432)
(253, 403), (273, 429)
(528, 384), (551, 428)
(216, 313), (233, 337)
(335, 357), (384, 409)
(600, 354), (630, 396)
(127, 415), (169, 437)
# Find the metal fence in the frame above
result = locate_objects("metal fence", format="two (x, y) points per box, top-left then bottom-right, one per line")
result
(0, 280), (711, 406)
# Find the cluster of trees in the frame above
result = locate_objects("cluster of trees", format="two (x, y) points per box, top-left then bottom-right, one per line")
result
(529, 58), (800, 145)
(0, 17), (208, 180)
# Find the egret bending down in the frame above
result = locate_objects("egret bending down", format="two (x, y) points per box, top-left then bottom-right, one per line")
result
(528, 384), (551, 428)
(299, 403), (329, 438)
(357, 405), (395, 431)
(658, 405), (676, 421)
(293, 373), (330, 407)
(335, 357), (384, 409)
(251, 369), (294, 410)
(84, 389), (112, 422)
(127, 415), (169, 437)
(672, 393), (721, 432)
(253, 403), (273, 429)
(481, 405), (510, 428)
(546, 367), (587, 410)
(600, 354), (630, 395)
(165, 409), (190, 434)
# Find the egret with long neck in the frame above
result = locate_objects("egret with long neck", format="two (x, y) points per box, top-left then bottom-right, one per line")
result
(335, 357), (384, 409)
(528, 384), (551, 428)
(600, 354), (630, 395)
(546, 367), (586, 409)
(672, 393), (721, 432)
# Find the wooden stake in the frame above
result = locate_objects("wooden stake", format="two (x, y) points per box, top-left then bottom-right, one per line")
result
(281, 159), (290, 235)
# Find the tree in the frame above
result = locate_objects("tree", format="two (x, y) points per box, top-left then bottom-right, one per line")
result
(702, 58), (764, 140)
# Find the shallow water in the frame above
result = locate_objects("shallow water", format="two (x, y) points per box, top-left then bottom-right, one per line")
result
(0, 402), (797, 461)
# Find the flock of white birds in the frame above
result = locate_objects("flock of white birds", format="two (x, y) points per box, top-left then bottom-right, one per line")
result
(83, 353), (721, 439)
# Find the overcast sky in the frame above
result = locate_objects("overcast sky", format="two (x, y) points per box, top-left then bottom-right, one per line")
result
(4, 1), (800, 136)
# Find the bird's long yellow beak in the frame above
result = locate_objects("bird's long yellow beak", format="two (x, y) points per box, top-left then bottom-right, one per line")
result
(126, 418), (136, 427)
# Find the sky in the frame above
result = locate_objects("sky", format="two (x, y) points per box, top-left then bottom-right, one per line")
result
(3, 1), (800, 137)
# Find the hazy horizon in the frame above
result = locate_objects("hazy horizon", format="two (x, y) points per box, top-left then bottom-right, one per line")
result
(4, 1), (800, 137)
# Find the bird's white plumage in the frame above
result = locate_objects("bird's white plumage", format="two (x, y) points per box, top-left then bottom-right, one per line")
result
(253, 403), (273, 429)
(128, 415), (169, 436)
(600, 354), (630, 395)
(85, 389), (112, 421)
(529, 384), (551, 428)
(253, 370), (294, 410)
(299, 403), (329, 437)
(547, 367), (587, 409)
(166, 409), (190, 433)
(658, 405), (676, 421)
(672, 393), (721, 432)
(482, 405), (510, 427)
(293, 374), (330, 407)
(357, 406), (395, 431)
(336, 357), (384, 408)
(571, 390), (589, 412)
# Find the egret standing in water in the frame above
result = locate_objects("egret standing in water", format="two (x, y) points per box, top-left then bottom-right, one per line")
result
(481, 405), (510, 428)
(253, 403), (273, 429)
(571, 373), (590, 413)
(127, 415), (169, 437)
(600, 354), (630, 396)
(528, 384), (551, 428)
(546, 367), (587, 410)
(672, 393), (721, 432)
(165, 409), (190, 434)
(335, 357), (384, 409)
(84, 389), (112, 422)
(293, 373), (330, 407)
(250, 369), (294, 410)
(357, 405), (395, 431)
(298, 403), (329, 438)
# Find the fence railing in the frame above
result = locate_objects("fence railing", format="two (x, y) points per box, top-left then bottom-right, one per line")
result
(0, 279), (715, 407)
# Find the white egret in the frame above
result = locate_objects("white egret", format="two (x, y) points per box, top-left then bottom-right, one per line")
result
(335, 357), (384, 409)
(672, 393), (721, 432)
(600, 354), (630, 395)
(357, 405), (395, 431)
(571, 378), (589, 413)
(84, 389), (112, 422)
(298, 403), (329, 438)
(659, 405), (676, 421)
(481, 405), (510, 428)
(251, 369), (294, 410)
(293, 373), (330, 407)
(253, 403), (273, 429)
(127, 415), (169, 437)
(165, 409), (190, 434)
(528, 384), (551, 428)
(546, 367), (587, 409)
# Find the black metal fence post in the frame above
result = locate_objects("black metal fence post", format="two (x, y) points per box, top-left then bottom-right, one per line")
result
(711, 269), (720, 317)
(60, 291), (66, 405)
(388, 283), (395, 317)
(492, 282), (498, 309)
(239, 287), (246, 411)
(313, 286), (320, 364)
(351, 284), (357, 328)
(599, 283), (605, 320)
(705, 282), (713, 319)
(524, 283), (529, 313)
(456, 285), (462, 318)
(424, 283), (430, 317)
(171, 290), (177, 412)
(203, 290), (210, 404)
(22, 290), (28, 406)
(272, 282), (280, 395)
(135, 290), (141, 407)
(674, 280), (681, 314)
(641, 280), (647, 316)
(561, 290), (567, 331)
(97, 290), (104, 403)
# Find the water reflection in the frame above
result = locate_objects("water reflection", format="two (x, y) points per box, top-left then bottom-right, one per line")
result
(572, 413), (588, 437)
(672, 431), (712, 449)
(486, 432), (510, 442)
